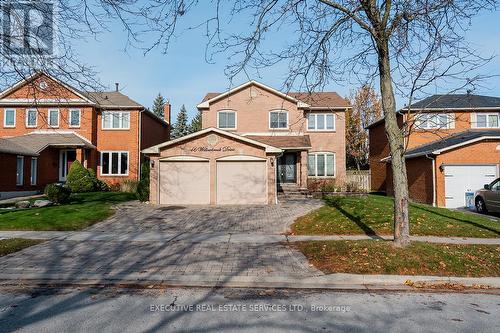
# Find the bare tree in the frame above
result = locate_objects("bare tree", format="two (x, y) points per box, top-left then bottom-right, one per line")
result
(2, 1), (496, 246)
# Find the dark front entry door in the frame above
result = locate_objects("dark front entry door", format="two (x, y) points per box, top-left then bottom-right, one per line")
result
(278, 153), (296, 183)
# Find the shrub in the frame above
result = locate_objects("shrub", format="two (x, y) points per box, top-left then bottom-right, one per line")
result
(66, 161), (95, 193)
(44, 183), (71, 204)
(307, 179), (341, 193)
(120, 180), (139, 193)
(136, 180), (149, 202)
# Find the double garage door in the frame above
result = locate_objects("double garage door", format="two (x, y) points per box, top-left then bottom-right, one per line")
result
(444, 165), (497, 208)
(159, 159), (267, 205)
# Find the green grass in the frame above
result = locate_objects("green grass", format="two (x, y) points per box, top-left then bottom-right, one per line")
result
(0, 192), (136, 231)
(0, 238), (42, 257)
(292, 240), (500, 277)
(292, 195), (500, 238)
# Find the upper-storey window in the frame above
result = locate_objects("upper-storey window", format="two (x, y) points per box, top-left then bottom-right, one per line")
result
(475, 113), (499, 128)
(26, 109), (37, 127)
(69, 109), (81, 128)
(4, 109), (16, 127)
(269, 110), (288, 129)
(414, 113), (454, 129)
(217, 110), (236, 129)
(307, 113), (335, 131)
(102, 111), (130, 130)
(48, 109), (60, 127)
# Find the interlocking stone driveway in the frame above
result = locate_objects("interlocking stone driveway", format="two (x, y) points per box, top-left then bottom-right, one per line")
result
(88, 199), (323, 234)
(0, 200), (324, 283)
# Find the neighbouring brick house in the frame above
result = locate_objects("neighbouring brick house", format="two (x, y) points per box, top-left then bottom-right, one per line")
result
(144, 80), (350, 205)
(368, 93), (500, 208)
(0, 72), (170, 199)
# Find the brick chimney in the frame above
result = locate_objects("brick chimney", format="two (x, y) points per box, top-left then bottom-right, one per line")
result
(163, 101), (171, 124)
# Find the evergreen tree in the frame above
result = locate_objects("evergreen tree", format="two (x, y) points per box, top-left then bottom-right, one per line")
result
(189, 111), (202, 133)
(171, 104), (190, 139)
(152, 93), (165, 118)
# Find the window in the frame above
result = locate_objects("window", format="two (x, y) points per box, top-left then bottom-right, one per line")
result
(101, 151), (128, 176)
(48, 109), (59, 127)
(415, 113), (453, 129)
(30, 158), (37, 185)
(475, 113), (500, 128)
(217, 111), (236, 129)
(69, 109), (81, 127)
(16, 156), (24, 185)
(269, 111), (288, 129)
(102, 111), (130, 129)
(308, 153), (335, 177)
(307, 113), (335, 131)
(4, 109), (16, 127)
(26, 109), (37, 127)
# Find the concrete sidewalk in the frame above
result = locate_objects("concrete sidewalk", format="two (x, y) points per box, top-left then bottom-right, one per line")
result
(1, 230), (499, 245)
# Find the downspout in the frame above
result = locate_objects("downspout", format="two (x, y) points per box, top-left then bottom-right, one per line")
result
(426, 154), (437, 207)
(138, 108), (145, 181)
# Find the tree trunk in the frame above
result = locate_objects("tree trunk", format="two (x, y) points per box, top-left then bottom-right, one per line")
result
(377, 40), (410, 247)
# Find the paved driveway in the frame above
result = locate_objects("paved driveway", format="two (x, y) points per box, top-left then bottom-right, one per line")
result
(0, 200), (324, 284)
(87, 199), (323, 234)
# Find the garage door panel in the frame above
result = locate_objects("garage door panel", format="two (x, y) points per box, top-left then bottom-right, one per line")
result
(217, 161), (267, 205)
(160, 161), (210, 205)
(444, 165), (497, 208)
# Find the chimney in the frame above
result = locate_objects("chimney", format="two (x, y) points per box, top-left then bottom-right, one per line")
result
(163, 100), (171, 124)
(115, 83), (119, 92)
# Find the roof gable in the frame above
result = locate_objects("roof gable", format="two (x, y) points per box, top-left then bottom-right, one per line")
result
(142, 127), (282, 154)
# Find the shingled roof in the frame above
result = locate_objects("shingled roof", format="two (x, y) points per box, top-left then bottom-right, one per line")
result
(405, 94), (500, 110)
(85, 91), (144, 108)
(4, 132), (96, 154)
(246, 135), (312, 149)
(404, 129), (500, 159)
(0, 138), (38, 156)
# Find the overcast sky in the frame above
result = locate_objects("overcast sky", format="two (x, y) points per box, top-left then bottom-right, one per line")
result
(73, 6), (500, 121)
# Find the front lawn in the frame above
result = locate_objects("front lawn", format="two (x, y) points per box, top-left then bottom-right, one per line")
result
(292, 240), (500, 277)
(0, 192), (136, 231)
(0, 238), (42, 257)
(292, 195), (500, 238)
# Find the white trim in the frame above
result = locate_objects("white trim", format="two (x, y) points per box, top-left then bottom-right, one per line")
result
(216, 155), (267, 161)
(0, 72), (96, 104)
(0, 98), (88, 105)
(16, 156), (24, 186)
(3, 108), (16, 128)
(30, 157), (38, 185)
(160, 156), (210, 162)
(217, 110), (237, 130)
(101, 111), (131, 130)
(69, 108), (81, 128)
(241, 131), (305, 136)
(100, 151), (130, 176)
(269, 110), (289, 130)
(307, 152), (336, 178)
(432, 136), (500, 154)
(25, 108), (37, 128)
(48, 109), (60, 128)
(307, 112), (336, 131)
(197, 80), (309, 109)
(142, 127), (282, 154)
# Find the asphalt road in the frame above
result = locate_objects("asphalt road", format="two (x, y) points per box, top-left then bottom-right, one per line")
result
(0, 287), (498, 332)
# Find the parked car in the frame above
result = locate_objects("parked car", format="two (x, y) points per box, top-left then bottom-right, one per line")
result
(475, 178), (500, 213)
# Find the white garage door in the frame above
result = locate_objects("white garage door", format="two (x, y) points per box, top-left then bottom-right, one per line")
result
(444, 165), (497, 208)
(216, 161), (267, 204)
(160, 161), (210, 205)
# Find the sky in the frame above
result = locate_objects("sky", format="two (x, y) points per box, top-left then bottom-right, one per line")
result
(72, 4), (500, 121)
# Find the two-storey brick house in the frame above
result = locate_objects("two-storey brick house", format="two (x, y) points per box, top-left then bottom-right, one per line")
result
(144, 80), (349, 205)
(368, 94), (500, 208)
(0, 72), (170, 199)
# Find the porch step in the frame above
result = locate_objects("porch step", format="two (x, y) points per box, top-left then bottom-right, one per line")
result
(278, 184), (311, 201)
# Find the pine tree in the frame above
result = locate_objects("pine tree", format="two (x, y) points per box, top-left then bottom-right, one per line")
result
(171, 104), (190, 139)
(189, 111), (202, 133)
(152, 93), (165, 118)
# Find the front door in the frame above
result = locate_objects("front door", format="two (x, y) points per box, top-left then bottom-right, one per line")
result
(59, 149), (77, 181)
(278, 153), (296, 183)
